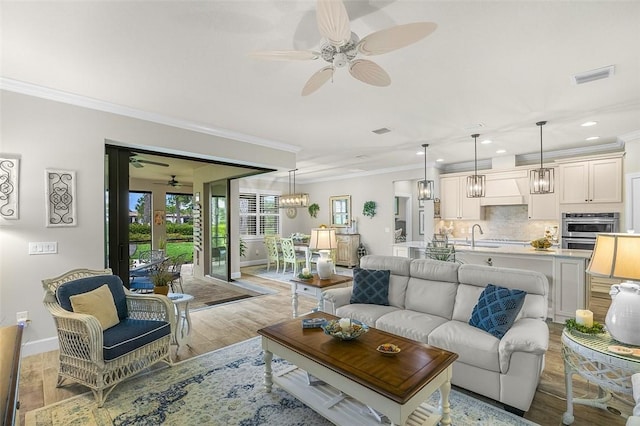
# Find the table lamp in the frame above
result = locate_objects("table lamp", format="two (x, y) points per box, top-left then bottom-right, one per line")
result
(586, 233), (640, 345)
(309, 228), (337, 280)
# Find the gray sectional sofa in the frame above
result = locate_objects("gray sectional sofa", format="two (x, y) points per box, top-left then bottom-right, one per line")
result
(321, 255), (550, 414)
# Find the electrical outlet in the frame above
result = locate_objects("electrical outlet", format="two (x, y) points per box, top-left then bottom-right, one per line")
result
(255, 250), (259, 255)
(17, 311), (29, 325)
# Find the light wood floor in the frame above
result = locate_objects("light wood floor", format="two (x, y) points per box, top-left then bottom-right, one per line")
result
(18, 273), (631, 426)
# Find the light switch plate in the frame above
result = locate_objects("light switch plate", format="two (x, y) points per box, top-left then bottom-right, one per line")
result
(28, 242), (58, 255)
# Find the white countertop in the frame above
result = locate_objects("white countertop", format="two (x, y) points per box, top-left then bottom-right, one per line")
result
(393, 240), (592, 259)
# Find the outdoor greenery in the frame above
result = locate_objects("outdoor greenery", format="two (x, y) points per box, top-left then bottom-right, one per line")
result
(131, 242), (193, 262)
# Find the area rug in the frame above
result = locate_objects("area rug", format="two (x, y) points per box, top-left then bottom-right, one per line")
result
(25, 337), (539, 426)
(242, 264), (354, 286)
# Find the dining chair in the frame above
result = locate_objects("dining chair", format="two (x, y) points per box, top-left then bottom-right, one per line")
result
(264, 235), (281, 273)
(168, 253), (189, 293)
(280, 237), (306, 276)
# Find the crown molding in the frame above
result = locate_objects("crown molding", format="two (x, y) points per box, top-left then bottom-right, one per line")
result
(0, 77), (301, 153)
(619, 130), (640, 143)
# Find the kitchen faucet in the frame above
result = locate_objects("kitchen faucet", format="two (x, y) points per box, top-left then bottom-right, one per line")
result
(471, 224), (484, 248)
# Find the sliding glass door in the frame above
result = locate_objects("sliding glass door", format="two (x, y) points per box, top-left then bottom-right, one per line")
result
(209, 180), (229, 281)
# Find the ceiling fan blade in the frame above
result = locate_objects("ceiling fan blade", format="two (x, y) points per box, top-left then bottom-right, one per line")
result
(357, 22), (437, 56)
(349, 60), (391, 87)
(316, 0), (351, 47)
(301, 66), (334, 96)
(137, 159), (170, 167)
(248, 50), (320, 61)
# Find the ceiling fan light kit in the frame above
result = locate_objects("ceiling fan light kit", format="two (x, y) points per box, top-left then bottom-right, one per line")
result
(466, 134), (486, 198)
(530, 121), (554, 194)
(250, 0), (437, 96)
(418, 143), (434, 201)
(279, 169), (309, 208)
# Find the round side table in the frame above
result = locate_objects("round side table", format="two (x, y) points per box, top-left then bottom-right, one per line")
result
(561, 328), (640, 425)
(168, 292), (194, 353)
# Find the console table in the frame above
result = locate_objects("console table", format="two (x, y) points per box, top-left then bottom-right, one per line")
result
(289, 274), (352, 318)
(561, 328), (640, 425)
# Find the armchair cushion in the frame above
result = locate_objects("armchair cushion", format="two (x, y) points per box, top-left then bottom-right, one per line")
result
(103, 318), (171, 361)
(57, 275), (128, 320)
(69, 284), (120, 330)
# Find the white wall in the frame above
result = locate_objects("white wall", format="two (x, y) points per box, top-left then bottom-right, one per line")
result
(0, 91), (295, 355)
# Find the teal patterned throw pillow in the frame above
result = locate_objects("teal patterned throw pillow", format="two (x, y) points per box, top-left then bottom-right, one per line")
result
(469, 284), (526, 339)
(350, 268), (390, 306)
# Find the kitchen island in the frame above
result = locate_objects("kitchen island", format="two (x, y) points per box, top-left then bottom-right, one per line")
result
(392, 240), (592, 323)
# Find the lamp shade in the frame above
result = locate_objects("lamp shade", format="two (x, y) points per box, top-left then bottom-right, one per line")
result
(309, 228), (337, 250)
(587, 233), (640, 281)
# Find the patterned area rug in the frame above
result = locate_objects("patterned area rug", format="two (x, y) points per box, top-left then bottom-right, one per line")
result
(26, 337), (540, 426)
(242, 264), (354, 285)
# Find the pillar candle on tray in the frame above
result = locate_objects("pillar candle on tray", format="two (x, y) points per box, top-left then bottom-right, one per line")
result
(302, 268), (310, 276)
(339, 318), (351, 332)
(575, 309), (593, 328)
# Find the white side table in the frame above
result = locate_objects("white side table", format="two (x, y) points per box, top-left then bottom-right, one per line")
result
(168, 292), (194, 353)
(289, 274), (352, 318)
(561, 328), (640, 425)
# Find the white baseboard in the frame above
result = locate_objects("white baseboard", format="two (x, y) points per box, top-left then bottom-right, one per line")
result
(21, 336), (59, 357)
(240, 259), (266, 267)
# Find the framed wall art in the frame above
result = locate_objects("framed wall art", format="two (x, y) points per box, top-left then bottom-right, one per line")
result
(0, 155), (20, 220)
(45, 169), (77, 227)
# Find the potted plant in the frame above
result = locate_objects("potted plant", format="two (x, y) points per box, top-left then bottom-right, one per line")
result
(308, 203), (320, 218)
(363, 201), (377, 218)
(150, 265), (173, 295)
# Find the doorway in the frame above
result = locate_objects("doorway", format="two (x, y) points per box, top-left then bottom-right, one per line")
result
(209, 180), (229, 281)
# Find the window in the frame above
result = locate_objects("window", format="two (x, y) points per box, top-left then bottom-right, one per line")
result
(240, 192), (280, 237)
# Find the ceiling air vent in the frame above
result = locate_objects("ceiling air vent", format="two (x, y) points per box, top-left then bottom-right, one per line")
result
(372, 127), (391, 135)
(572, 65), (615, 85)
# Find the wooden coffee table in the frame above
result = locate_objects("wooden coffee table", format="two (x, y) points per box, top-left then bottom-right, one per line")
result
(289, 274), (352, 318)
(257, 313), (458, 425)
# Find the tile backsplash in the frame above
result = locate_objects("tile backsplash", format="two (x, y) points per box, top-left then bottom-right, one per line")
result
(435, 205), (559, 242)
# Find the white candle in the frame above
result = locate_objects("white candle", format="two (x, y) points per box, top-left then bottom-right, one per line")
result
(576, 309), (593, 328)
(302, 268), (310, 276)
(339, 318), (351, 332)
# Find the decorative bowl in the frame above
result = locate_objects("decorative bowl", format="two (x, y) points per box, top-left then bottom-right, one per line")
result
(530, 238), (552, 250)
(377, 343), (401, 356)
(321, 319), (369, 341)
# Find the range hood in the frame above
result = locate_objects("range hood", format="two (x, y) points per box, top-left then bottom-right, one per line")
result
(480, 177), (527, 206)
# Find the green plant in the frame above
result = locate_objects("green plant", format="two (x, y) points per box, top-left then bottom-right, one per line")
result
(308, 203), (320, 218)
(158, 237), (167, 250)
(363, 201), (376, 218)
(564, 318), (605, 334)
(150, 265), (172, 287)
(239, 236), (247, 257)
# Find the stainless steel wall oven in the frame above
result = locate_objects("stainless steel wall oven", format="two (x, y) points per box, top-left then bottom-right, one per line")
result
(561, 212), (619, 250)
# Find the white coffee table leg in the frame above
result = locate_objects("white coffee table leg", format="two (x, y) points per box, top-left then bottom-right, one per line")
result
(264, 350), (273, 393)
(439, 379), (452, 426)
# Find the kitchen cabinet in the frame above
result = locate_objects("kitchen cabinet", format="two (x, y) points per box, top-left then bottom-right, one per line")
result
(587, 275), (619, 312)
(440, 176), (483, 220)
(335, 234), (360, 267)
(528, 192), (558, 220)
(456, 249), (588, 322)
(559, 156), (622, 204)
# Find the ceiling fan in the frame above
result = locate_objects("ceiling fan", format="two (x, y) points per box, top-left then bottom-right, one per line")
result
(129, 153), (170, 168)
(154, 175), (188, 188)
(249, 0), (437, 96)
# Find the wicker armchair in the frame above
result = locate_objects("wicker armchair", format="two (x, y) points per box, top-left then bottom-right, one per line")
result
(42, 268), (175, 407)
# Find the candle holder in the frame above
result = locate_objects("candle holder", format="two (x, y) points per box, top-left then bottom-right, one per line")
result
(321, 319), (368, 341)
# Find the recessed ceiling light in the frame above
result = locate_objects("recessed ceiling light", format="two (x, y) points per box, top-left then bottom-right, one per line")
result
(496, 149), (506, 154)
(480, 139), (492, 145)
(586, 136), (600, 141)
(417, 151), (425, 156)
(581, 121), (598, 127)
(436, 158), (444, 162)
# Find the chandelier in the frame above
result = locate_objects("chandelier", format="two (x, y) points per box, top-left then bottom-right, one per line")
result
(530, 121), (554, 194)
(417, 143), (434, 201)
(279, 169), (309, 208)
(466, 134), (485, 198)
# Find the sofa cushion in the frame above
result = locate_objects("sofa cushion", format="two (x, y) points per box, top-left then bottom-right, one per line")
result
(361, 256), (411, 308)
(69, 284), (120, 330)
(428, 320), (500, 372)
(57, 274), (128, 320)
(350, 268), (391, 305)
(405, 278), (458, 319)
(102, 318), (171, 361)
(335, 304), (399, 328)
(375, 310), (449, 344)
(469, 284), (526, 339)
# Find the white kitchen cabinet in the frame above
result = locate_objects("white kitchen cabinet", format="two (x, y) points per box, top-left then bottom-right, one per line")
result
(528, 192), (558, 220)
(335, 234), (360, 267)
(440, 176), (483, 220)
(559, 157), (622, 204)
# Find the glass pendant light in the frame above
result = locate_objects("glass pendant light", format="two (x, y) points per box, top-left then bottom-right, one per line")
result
(530, 121), (554, 194)
(279, 169), (309, 208)
(417, 143), (434, 201)
(466, 134), (485, 197)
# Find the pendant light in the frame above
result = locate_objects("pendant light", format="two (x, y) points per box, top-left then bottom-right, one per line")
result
(466, 134), (485, 198)
(530, 121), (554, 194)
(417, 143), (434, 201)
(279, 169), (309, 208)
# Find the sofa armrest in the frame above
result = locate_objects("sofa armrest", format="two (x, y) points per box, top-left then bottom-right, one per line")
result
(498, 318), (549, 373)
(322, 287), (353, 315)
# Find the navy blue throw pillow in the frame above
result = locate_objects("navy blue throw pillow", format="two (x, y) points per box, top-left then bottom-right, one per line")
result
(469, 284), (526, 339)
(350, 268), (390, 306)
